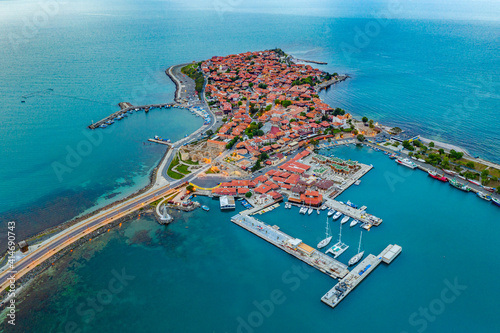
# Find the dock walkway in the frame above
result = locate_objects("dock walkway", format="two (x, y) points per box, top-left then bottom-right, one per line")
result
(321, 244), (401, 308)
(231, 214), (402, 309)
(231, 214), (349, 279)
(88, 103), (181, 129)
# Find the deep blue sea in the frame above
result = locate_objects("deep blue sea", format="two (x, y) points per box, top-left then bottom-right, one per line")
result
(0, 0), (499, 332)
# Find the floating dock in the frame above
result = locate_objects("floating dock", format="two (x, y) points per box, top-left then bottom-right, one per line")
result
(321, 244), (402, 308)
(231, 214), (349, 279)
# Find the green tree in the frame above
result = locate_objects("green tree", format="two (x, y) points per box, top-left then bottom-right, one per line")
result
(438, 148), (445, 155)
(356, 134), (365, 142)
(449, 150), (464, 160)
(206, 129), (214, 136)
(362, 116), (368, 123)
(429, 142), (435, 148)
(466, 161), (475, 169)
(245, 191), (252, 198)
(186, 185), (194, 192)
(368, 119), (374, 128)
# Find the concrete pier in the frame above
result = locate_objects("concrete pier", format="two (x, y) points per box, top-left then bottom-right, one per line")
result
(88, 102), (180, 129)
(321, 244), (402, 308)
(231, 214), (349, 279)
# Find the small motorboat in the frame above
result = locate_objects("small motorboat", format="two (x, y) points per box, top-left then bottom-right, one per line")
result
(477, 192), (492, 201)
(307, 207), (313, 215)
(332, 211), (342, 220)
(202, 205), (210, 211)
(317, 209), (320, 215)
(327, 209), (335, 217)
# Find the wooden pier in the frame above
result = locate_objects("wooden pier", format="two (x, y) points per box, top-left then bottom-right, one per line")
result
(88, 102), (182, 129)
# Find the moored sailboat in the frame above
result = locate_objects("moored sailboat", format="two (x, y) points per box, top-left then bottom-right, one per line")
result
(317, 216), (333, 249)
(348, 231), (365, 266)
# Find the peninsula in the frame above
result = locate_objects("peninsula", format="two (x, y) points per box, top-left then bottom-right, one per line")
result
(2, 48), (499, 311)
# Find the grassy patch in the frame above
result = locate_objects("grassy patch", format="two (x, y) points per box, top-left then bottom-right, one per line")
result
(150, 192), (179, 207)
(167, 156), (185, 179)
(183, 159), (199, 165)
(176, 164), (191, 175)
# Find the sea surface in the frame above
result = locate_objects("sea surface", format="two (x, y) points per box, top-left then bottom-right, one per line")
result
(0, 0), (499, 332)
(2, 145), (499, 332)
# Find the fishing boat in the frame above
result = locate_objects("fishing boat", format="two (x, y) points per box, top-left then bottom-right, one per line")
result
(327, 209), (335, 217)
(468, 179), (482, 186)
(326, 221), (349, 258)
(492, 197), (500, 207)
(483, 186), (496, 193)
(350, 219), (359, 228)
(348, 232), (365, 266)
(477, 192), (492, 201)
(201, 205), (210, 212)
(389, 153), (397, 159)
(428, 170), (448, 182)
(341, 216), (350, 224)
(449, 179), (471, 192)
(442, 169), (457, 176)
(332, 211), (342, 220)
(317, 217), (333, 249)
(99, 124), (108, 128)
(396, 158), (417, 169)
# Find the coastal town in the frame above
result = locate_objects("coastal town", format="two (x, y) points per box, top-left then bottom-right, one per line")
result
(2, 48), (500, 313)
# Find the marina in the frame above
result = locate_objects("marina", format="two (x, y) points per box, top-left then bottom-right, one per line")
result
(88, 103), (212, 130)
(88, 103), (178, 129)
(231, 214), (402, 309)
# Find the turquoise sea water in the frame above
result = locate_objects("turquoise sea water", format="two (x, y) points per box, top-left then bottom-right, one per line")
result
(0, 2), (499, 240)
(3, 145), (499, 332)
(1, 0), (500, 332)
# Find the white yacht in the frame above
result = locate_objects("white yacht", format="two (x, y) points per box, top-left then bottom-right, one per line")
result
(350, 219), (359, 228)
(326, 220), (349, 258)
(317, 217), (332, 249)
(307, 207), (313, 215)
(327, 209), (335, 217)
(348, 231), (365, 266)
(396, 158), (417, 169)
(341, 216), (349, 224)
(332, 211), (342, 220)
